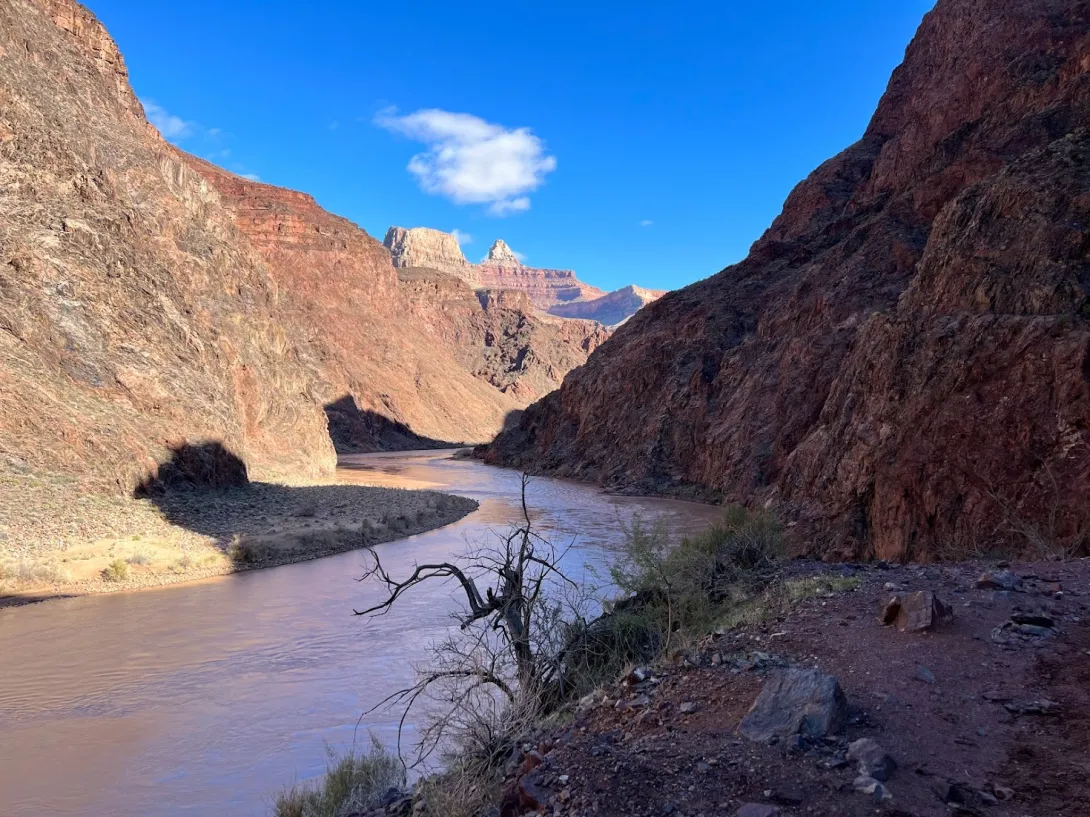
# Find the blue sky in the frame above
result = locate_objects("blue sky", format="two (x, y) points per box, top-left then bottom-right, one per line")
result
(89, 1), (934, 292)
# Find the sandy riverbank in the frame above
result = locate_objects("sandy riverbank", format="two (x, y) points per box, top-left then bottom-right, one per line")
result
(0, 472), (477, 607)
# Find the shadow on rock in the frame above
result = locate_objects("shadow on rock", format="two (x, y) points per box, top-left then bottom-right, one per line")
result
(134, 441), (248, 497)
(135, 441), (477, 568)
(324, 395), (462, 454)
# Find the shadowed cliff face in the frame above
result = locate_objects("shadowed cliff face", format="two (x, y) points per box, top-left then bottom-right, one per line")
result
(485, 0), (1090, 561)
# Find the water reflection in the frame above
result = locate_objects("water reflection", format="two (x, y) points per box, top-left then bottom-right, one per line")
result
(0, 451), (719, 817)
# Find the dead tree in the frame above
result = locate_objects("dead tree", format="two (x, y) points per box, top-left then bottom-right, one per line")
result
(354, 474), (583, 765)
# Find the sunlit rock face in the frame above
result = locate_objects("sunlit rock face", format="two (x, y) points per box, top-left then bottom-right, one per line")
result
(484, 0), (1090, 562)
(384, 227), (662, 322)
(0, 0), (609, 498)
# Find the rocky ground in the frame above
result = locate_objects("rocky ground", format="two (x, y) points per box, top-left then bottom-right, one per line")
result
(0, 472), (477, 607)
(495, 558), (1090, 817)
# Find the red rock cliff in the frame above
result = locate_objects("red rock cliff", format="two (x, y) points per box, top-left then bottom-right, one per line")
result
(0, 0), (607, 497)
(0, 0), (335, 490)
(484, 0), (1090, 561)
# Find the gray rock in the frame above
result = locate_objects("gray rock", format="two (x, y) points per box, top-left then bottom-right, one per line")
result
(738, 668), (848, 743)
(679, 701), (698, 714)
(736, 804), (779, 817)
(853, 775), (893, 801)
(914, 665), (936, 684)
(974, 570), (1022, 591)
(848, 738), (897, 782)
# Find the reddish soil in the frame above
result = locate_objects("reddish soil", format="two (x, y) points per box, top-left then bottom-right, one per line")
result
(508, 559), (1090, 816)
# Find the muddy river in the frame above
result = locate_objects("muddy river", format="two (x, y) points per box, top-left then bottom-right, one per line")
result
(0, 451), (720, 817)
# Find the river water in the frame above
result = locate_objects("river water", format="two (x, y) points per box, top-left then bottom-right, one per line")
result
(0, 451), (719, 817)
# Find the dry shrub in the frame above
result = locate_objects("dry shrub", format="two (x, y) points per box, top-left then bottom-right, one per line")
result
(273, 736), (403, 817)
(609, 505), (786, 651)
(101, 558), (129, 582)
(0, 558), (73, 587)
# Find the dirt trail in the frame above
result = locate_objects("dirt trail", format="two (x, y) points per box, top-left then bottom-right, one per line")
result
(508, 559), (1090, 816)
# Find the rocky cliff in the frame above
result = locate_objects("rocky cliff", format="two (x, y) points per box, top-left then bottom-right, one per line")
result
(485, 0), (1090, 561)
(397, 267), (609, 402)
(0, 0), (335, 491)
(175, 155), (534, 451)
(384, 227), (662, 322)
(0, 0), (603, 496)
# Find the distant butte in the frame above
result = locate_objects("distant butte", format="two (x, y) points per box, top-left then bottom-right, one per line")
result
(383, 227), (664, 325)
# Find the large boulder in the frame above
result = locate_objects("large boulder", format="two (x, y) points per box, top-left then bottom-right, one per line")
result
(738, 668), (848, 743)
(881, 591), (953, 633)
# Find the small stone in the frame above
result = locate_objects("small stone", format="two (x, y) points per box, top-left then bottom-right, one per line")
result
(853, 775), (893, 801)
(993, 785), (1015, 801)
(932, 780), (967, 804)
(914, 665), (936, 684)
(883, 582), (898, 591)
(770, 786), (805, 805)
(975, 570), (1022, 591)
(1004, 699), (1061, 716)
(736, 804), (779, 817)
(848, 738), (897, 782)
(627, 667), (651, 684)
(679, 701), (698, 714)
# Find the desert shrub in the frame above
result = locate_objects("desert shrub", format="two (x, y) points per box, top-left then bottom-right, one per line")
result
(558, 609), (662, 699)
(127, 551), (152, 566)
(2, 558), (73, 586)
(416, 695), (540, 817)
(273, 737), (403, 817)
(609, 505), (786, 650)
(226, 535), (265, 564)
(101, 558), (129, 582)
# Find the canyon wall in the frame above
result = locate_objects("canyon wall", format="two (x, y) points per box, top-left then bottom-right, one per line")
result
(485, 0), (1090, 561)
(0, 0), (335, 490)
(175, 154), (528, 451)
(0, 0), (603, 495)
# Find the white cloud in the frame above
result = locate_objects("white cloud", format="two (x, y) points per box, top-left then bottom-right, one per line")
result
(141, 99), (194, 140)
(489, 196), (531, 216)
(240, 172), (262, 182)
(640, 219), (654, 227)
(451, 229), (473, 246)
(375, 108), (556, 216)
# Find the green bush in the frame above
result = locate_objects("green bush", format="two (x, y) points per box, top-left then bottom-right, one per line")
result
(102, 558), (129, 582)
(609, 505), (786, 649)
(274, 737), (403, 817)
